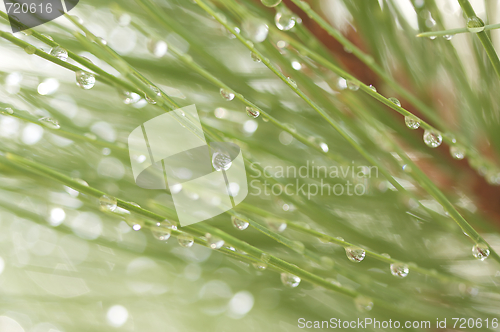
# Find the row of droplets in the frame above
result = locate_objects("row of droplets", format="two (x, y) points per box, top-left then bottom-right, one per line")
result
(426, 16), (486, 40)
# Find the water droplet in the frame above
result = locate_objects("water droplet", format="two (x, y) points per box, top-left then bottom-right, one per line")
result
(319, 142), (329, 153)
(38, 117), (60, 129)
(423, 130), (443, 148)
(76, 71), (96, 90)
(390, 263), (409, 277)
(220, 88), (235, 101)
(24, 45), (37, 55)
(99, 195), (117, 212)
(450, 146), (465, 160)
(206, 233), (224, 249)
(242, 17), (269, 43)
(151, 223), (172, 241)
(428, 35), (437, 40)
(275, 10), (296, 31)
(260, 253), (271, 264)
(472, 243), (490, 261)
(252, 262), (267, 270)
(50, 46), (68, 61)
(246, 106), (260, 118)
(127, 216), (144, 231)
(402, 164), (412, 172)
(354, 296), (373, 312)
(97, 37), (107, 46)
(443, 34), (453, 40)
(267, 219), (287, 232)
(261, 0), (281, 7)
(2, 107), (14, 115)
(121, 91), (141, 105)
(287, 77), (297, 88)
(147, 39), (168, 57)
(405, 116), (420, 129)
(389, 97), (401, 107)
(251, 52), (261, 62)
(368, 85), (377, 92)
(178, 233), (194, 247)
(381, 253), (391, 259)
(74, 178), (89, 187)
(232, 216), (249, 230)
(347, 80), (359, 91)
(466, 16), (485, 33)
(345, 246), (366, 263)
(212, 151), (232, 171)
(280, 272), (300, 287)
(145, 85), (161, 104)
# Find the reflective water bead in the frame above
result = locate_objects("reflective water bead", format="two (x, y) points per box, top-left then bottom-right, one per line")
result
(390, 263), (409, 278)
(466, 16), (485, 33)
(212, 151), (232, 171)
(443, 34), (453, 40)
(2, 107), (14, 115)
(157, 219), (177, 231)
(319, 142), (329, 153)
(347, 80), (359, 91)
(428, 36), (436, 40)
(75, 71), (96, 90)
(354, 296), (373, 312)
(405, 116), (420, 129)
(145, 86), (161, 104)
(99, 195), (117, 212)
(151, 224), (172, 241)
(205, 233), (224, 249)
(242, 17), (269, 43)
(24, 45), (37, 55)
(147, 39), (168, 58)
(38, 117), (60, 129)
(275, 10), (296, 31)
(472, 243), (490, 261)
(345, 246), (366, 263)
(389, 97), (401, 107)
(252, 262), (267, 270)
(232, 216), (249, 230)
(261, 0), (281, 7)
(251, 52), (261, 62)
(280, 273), (300, 287)
(450, 146), (465, 160)
(423, 130), (443, 148)
(50, 46), (68, 61)
(246, 106), (260, 118)
(220, 88), (235, 101)
(178, 233), (194, 248)
(127, 216), (144, 231)
(368, 85), (377, 92)
(287, 77), (297, 88)
(121, 91), (141, 105)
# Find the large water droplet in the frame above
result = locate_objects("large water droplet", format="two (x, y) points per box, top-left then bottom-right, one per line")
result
(151, 223), (172, 241)
(50, 46), (68, 61)
(280, 272), (300, 287)
(206, 233), (224, 249)
(1, 107), (14, 115)
(76, 71), (96, 90)
(450, 146), (465, 160)
(466, 16), (485, 33)
(423, 130), (443, 148)
(354, 296), (373, 312)
(220, 88), (235, 101)
(390, 263), (409, 277)
(347, 80), (359, 91)
(443, 34), (453, 40)
(178, 233), (194, 248)
(99, 195), (117, 212)
(147, 39), (168, 57)
(472, 243), (490, 261)
(24, 45), (37, 55)
(320, 142), (329, 153)
(246, 106), (260, 118)
(368, 85), (377, 92)
(242, 18), (269, 43)
(389, 97), (401, 107)
(232, 216), (249, 230)
(405, 116), (420, 129)
(127, 216), (144, 231)
(212, 151), (232, 171)
(121, 91), (141, 105)
(345, 246), (366, 262)
(275, 10), (296, 31)
(287, 77), (297, 88)
(38, 117), (60, 129)
(251, 52), (261, 62)
(261, 0), (281, 7)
